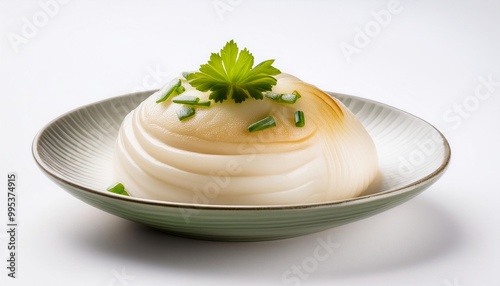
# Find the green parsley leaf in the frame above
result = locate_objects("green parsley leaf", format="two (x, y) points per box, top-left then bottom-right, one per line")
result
(187, 40), (281, 103)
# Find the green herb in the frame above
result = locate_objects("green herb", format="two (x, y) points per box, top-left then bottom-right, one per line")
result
(107, 183), (129, 196)
(292, 90), (301, 98)
(294, 110), (305, 127)
(265, 92), (281, 101)
(264, 91), (299, 104)
(191, 101), (211, 107)
(176, 105), (196, 121)
(182, 71), (194, 80)
(281, 93), (299, 104)
(173, 95), (200, 104)
(175, 85), (186, 94)
(248, 116), (276, 132)
(156, 79), (182, 103)
(187, 40), (281, 103)
(172, 95), (211, 107)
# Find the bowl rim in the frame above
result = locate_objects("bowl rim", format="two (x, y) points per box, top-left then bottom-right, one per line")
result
(32, 90), (451, 211)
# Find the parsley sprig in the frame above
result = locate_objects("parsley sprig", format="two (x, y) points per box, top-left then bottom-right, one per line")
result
(187, 40), (281, 103)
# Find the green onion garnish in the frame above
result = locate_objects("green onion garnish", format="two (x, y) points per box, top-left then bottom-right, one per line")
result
(176, 105), (196, 121)
(248, 116), (276, 132)
(107, 183), (129, 196)
(265, 92), (282, 101)
(265, 92), (299, 104)
(175, 85), (186, 94)
(292, 90), (302, 98)
(182, 71), (194, 80)
(192, 101), (211, 107)
(281, 93), (299, 104)
(294, 110), (305, 127)
(173, 95), (200, 104)
(173, 95), (211, 107)
(156, 79), (182, 103)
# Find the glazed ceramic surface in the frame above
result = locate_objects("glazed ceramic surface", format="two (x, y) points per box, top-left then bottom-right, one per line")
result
(33, 91), (450, 241)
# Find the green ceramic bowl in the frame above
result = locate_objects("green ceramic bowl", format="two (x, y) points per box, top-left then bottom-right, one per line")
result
(33, 91), (450, 241)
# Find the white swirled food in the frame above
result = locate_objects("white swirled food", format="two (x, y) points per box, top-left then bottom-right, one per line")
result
(113, 73), (378, 205)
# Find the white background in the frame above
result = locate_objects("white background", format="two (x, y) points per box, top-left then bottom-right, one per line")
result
(1, 0), (500, 285)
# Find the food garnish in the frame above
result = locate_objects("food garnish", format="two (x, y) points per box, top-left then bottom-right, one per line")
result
(107, 183), (129, 196)
(186, 40), (281, 103)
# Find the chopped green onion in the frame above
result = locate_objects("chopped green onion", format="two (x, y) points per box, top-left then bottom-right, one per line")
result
(292, 90), (302, 98)
(265, 92), (282, 101)
(248, 116), (276, 132)
(175, 85), (186, 94)
(176, 105), (196, 121)
(156, 79), (182, 103)
(182, 71), (194, 80)
(294, 110), (305, 127)
(281, 93), (299, 104)
(173, 95), (200, 104)
(192, 101), (211, 107)
(265, 91), (299, 104)
(173, 95), (211, 107)
(107, 183), (129, 196)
